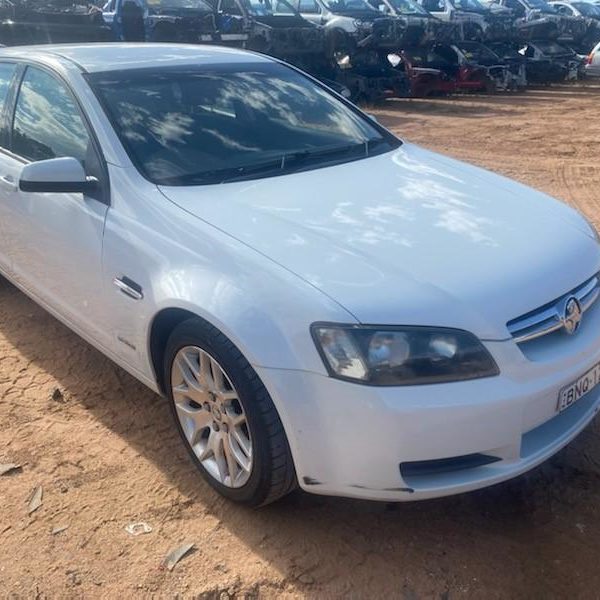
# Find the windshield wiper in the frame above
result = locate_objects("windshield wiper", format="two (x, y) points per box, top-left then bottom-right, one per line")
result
(281, 138), (391, 170)
(282, 141), (367, 169)
(167, 157), (286, 185)
(163, 138), (391, 185)
(215, 143), (369, 184)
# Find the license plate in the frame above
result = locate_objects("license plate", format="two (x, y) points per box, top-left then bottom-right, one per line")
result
(557, 363), (600, 413)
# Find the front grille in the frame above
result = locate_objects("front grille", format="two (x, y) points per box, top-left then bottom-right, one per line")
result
(507, 273), (600, 343)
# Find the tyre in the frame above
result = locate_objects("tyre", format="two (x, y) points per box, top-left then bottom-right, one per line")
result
(163, 317), (296, 506)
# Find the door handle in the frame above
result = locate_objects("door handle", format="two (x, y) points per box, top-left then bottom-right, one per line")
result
(0, 175), (17, 192)
(113, 276), (144, 300)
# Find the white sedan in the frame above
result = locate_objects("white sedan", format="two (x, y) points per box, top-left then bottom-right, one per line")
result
(0, 44), (599, 506)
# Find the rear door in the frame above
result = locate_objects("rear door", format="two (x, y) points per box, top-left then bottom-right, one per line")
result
(0, 62), (20, 275)
(1, 64), (111, 343)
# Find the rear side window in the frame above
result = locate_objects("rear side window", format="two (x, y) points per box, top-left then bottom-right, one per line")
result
(12, 66), (90, 163)
(0, 62), (17, 147)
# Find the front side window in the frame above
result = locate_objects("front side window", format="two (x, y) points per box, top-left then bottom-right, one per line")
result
(12, 67), (90, 163)
(0, 63), (16, 110)
(387, 0), (429, 14)
(450, 0), (485, 12)
(244, 0), (299, 14)
(0, 63), (16, 146)
(298, 0), (320, 11)
(88, 62), (398, 186)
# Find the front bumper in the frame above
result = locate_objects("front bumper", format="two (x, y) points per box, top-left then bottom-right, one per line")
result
(256, 301), (600, 502)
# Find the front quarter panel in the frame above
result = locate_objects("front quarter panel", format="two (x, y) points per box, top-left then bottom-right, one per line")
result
(101, 165), (355, 387)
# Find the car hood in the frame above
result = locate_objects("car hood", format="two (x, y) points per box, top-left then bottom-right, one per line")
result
(159, 143), (599, 339)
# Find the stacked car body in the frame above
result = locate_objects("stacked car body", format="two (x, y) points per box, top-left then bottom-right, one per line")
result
(0, 0), (598, 99)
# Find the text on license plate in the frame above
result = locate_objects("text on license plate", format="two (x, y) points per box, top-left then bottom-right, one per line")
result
(558, 362), (600, 413)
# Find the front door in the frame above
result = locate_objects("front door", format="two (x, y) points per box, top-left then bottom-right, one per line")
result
(1, 65), (110, 344)
(0, 62), (19, 276)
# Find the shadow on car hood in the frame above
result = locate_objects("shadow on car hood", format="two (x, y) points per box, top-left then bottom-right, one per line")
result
(159, 143), (599, 338)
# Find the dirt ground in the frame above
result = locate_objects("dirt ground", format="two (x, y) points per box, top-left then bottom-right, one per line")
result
(2, 83), (600, 600)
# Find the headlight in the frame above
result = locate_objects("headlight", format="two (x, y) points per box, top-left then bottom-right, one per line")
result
(312, 324), (499, 386)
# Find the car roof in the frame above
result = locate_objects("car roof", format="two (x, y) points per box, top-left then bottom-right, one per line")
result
(0, 43), (273, 73)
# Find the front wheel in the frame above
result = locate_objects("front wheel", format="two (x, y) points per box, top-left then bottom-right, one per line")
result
(164, 317), (296, 506)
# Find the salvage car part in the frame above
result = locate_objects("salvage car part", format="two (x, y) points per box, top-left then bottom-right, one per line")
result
(519, 39), (585, 81)
(369, 0), (459, 44)
(0, 0), (114, 44)
(453, 39), (520, 89)
(417, 0), (490, 40)
(398, 47), (457, 95)
(103, 0), (250, 45)
(430, 42), (496, 89)
(214, 0), (327, 69)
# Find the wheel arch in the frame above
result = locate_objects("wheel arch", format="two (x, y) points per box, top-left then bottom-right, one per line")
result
(147, 299), (319, 395)
(149, 306), (207, 395)
(147, 304), (305, 496)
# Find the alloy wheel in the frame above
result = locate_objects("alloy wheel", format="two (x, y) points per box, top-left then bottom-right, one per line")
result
(171, 346), (253, 488)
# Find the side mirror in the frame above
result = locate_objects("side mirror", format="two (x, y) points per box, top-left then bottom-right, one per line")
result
(19, 157), (98, 195)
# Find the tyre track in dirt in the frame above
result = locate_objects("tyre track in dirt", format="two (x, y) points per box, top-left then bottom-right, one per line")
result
(1, 83), (600, 598)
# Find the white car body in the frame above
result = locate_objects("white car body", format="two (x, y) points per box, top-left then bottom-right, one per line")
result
(0, 44), (599, 502)
(585, 40), (600, 75)
(418, 0), (489, 39)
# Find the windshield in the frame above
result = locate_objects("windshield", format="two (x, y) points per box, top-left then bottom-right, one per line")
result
(244, 0), (299, 14)
(450, 0), (486, 11)
(536, 40), (571, 53)
(146, 0), (213, 9)
(572, 1), (600, 15)
(322, 0), (378, 12)
(386, 0), (429, 14)
(88, 63), (397, 186)
(458, 41), (500, 61)
(488, 42), (519, 57)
